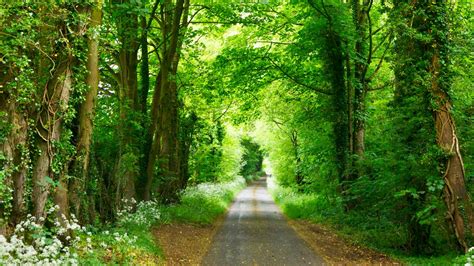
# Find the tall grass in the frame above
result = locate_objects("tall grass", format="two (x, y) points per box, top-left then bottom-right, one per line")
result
(161, 176), (246, 224)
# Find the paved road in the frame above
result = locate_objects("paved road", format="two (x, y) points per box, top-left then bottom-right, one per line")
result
(202, 178), (325, 266)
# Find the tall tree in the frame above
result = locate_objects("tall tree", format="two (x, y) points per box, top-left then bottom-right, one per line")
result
(32, 54), (73, 220)
(146, 0), (190, 202)
(112, 0), (141, 204)
(68, 0), (103, 220)
(392, 0), (473, 252)
(426, 0), (473, 252)
(309, 0), (350, 192)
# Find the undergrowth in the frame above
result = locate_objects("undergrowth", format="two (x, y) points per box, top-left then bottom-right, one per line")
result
(267, 176), (464, 265)
(160, 176), (246, 224)
(1, 177), (245, 265)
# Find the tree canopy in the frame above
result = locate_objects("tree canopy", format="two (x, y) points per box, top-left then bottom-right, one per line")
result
(1, 0), (473, 263)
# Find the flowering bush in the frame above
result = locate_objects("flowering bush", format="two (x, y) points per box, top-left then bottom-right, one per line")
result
(117, 198), (161, 228)
(0, 206), (84, 265)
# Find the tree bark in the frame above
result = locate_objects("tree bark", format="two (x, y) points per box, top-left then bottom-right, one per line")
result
(69, 0), (102, 219)
(144, 73), (162, 201)
(157, 0), (187, 202)
(113, 0), (140, 204)
(32, 61), (72, 220)
(352, 0), (370, 159)
(0, 95), (28, 225)
(431, 38), (473, 253)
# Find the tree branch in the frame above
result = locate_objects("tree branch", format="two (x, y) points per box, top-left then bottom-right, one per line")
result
(267, 56), (332, 95)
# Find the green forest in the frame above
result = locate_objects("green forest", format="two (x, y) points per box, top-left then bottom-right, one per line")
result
(1, 0), (473, 264)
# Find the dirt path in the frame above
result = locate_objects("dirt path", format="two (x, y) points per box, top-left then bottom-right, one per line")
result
(202, 178), (325, 265)
(289, 220), (399, 265)
(153, 218), (224, 265)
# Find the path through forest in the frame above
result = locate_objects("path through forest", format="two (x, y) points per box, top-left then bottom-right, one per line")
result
(202, 178), (325, 265)
(154, 177), (398, 265)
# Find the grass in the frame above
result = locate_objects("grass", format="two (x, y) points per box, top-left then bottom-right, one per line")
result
(160, 176), (246, 224)
(267, 176), (465, 265)
(78, 176), (246, 265)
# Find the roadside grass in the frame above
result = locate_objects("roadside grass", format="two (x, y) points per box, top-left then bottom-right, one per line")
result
(160, 176), (246, 224)
(267, 176), (463, 265)
(78, 176), (246, 264)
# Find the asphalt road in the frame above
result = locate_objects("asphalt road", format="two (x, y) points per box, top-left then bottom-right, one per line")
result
(202, 178), (325, 266)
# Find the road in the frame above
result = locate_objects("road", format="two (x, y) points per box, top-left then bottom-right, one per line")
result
(202, 178), (325, 265)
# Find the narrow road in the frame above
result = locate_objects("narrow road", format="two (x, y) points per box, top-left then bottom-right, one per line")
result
(202, 178), (325, 265)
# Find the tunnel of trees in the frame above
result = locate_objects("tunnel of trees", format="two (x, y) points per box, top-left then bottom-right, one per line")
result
(0, 0), (473, 263)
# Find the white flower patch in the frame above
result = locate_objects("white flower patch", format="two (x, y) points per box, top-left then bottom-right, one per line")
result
(465, 247), (474, 266)
(117, 198), (161, 228)
(0, 208), (91, 265)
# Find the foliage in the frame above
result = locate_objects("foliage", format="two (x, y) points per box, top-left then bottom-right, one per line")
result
(1, 0), (473, 263)
(240, 136), (264, 182)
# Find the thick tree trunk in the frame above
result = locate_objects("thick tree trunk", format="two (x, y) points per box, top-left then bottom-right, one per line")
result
(326, 31), (349, 183)
(137, 16), (151, 200)
(431, 51), (473, 252)
(0, 96), (28, 225)
(69, 0), (102, 219)
(114, 0), (140, 204)
(393, 0), (473, 252)
(157, 0), (187, 202)
(352, 0), (369, 159)
(32, 62), (72, 220)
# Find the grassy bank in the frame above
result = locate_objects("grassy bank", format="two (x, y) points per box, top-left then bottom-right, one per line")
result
(267, 176), (465, 265)
(160, 177), (246, 225)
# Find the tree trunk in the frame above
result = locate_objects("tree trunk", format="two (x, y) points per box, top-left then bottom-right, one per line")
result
(113, 0), (140, 204)
(32, 61), (72, 220)
(69, 0), (102, 220)
(430, 26), (473, 252)
(0, 95), (28, 225)
(392, 0), (473, 252)
(433, 74), (473, 252)
(157, 0), (187, 202)
(352, 0), (370, 159)
(327, 30), (349, 184)
(144, 73), (162, 201)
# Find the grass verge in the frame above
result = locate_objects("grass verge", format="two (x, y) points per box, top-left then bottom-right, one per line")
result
(267, 176), (464, 265)
(160, 176), (246, 225)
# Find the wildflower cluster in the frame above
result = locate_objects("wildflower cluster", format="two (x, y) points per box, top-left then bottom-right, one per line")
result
(117, 198), (161, 228)
(0, 206), (84, 265)
(465, 247), (474, 266)
(184, 176), (246, 200)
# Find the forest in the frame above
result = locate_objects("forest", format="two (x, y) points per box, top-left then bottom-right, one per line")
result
(0, 0), (473, 264)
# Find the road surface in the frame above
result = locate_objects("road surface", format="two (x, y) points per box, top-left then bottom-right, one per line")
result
(202, 178), (325, 265)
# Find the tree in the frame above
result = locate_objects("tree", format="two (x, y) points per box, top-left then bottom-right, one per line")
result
(69, 0), (103, 221)
(392, 0), (473, 252)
